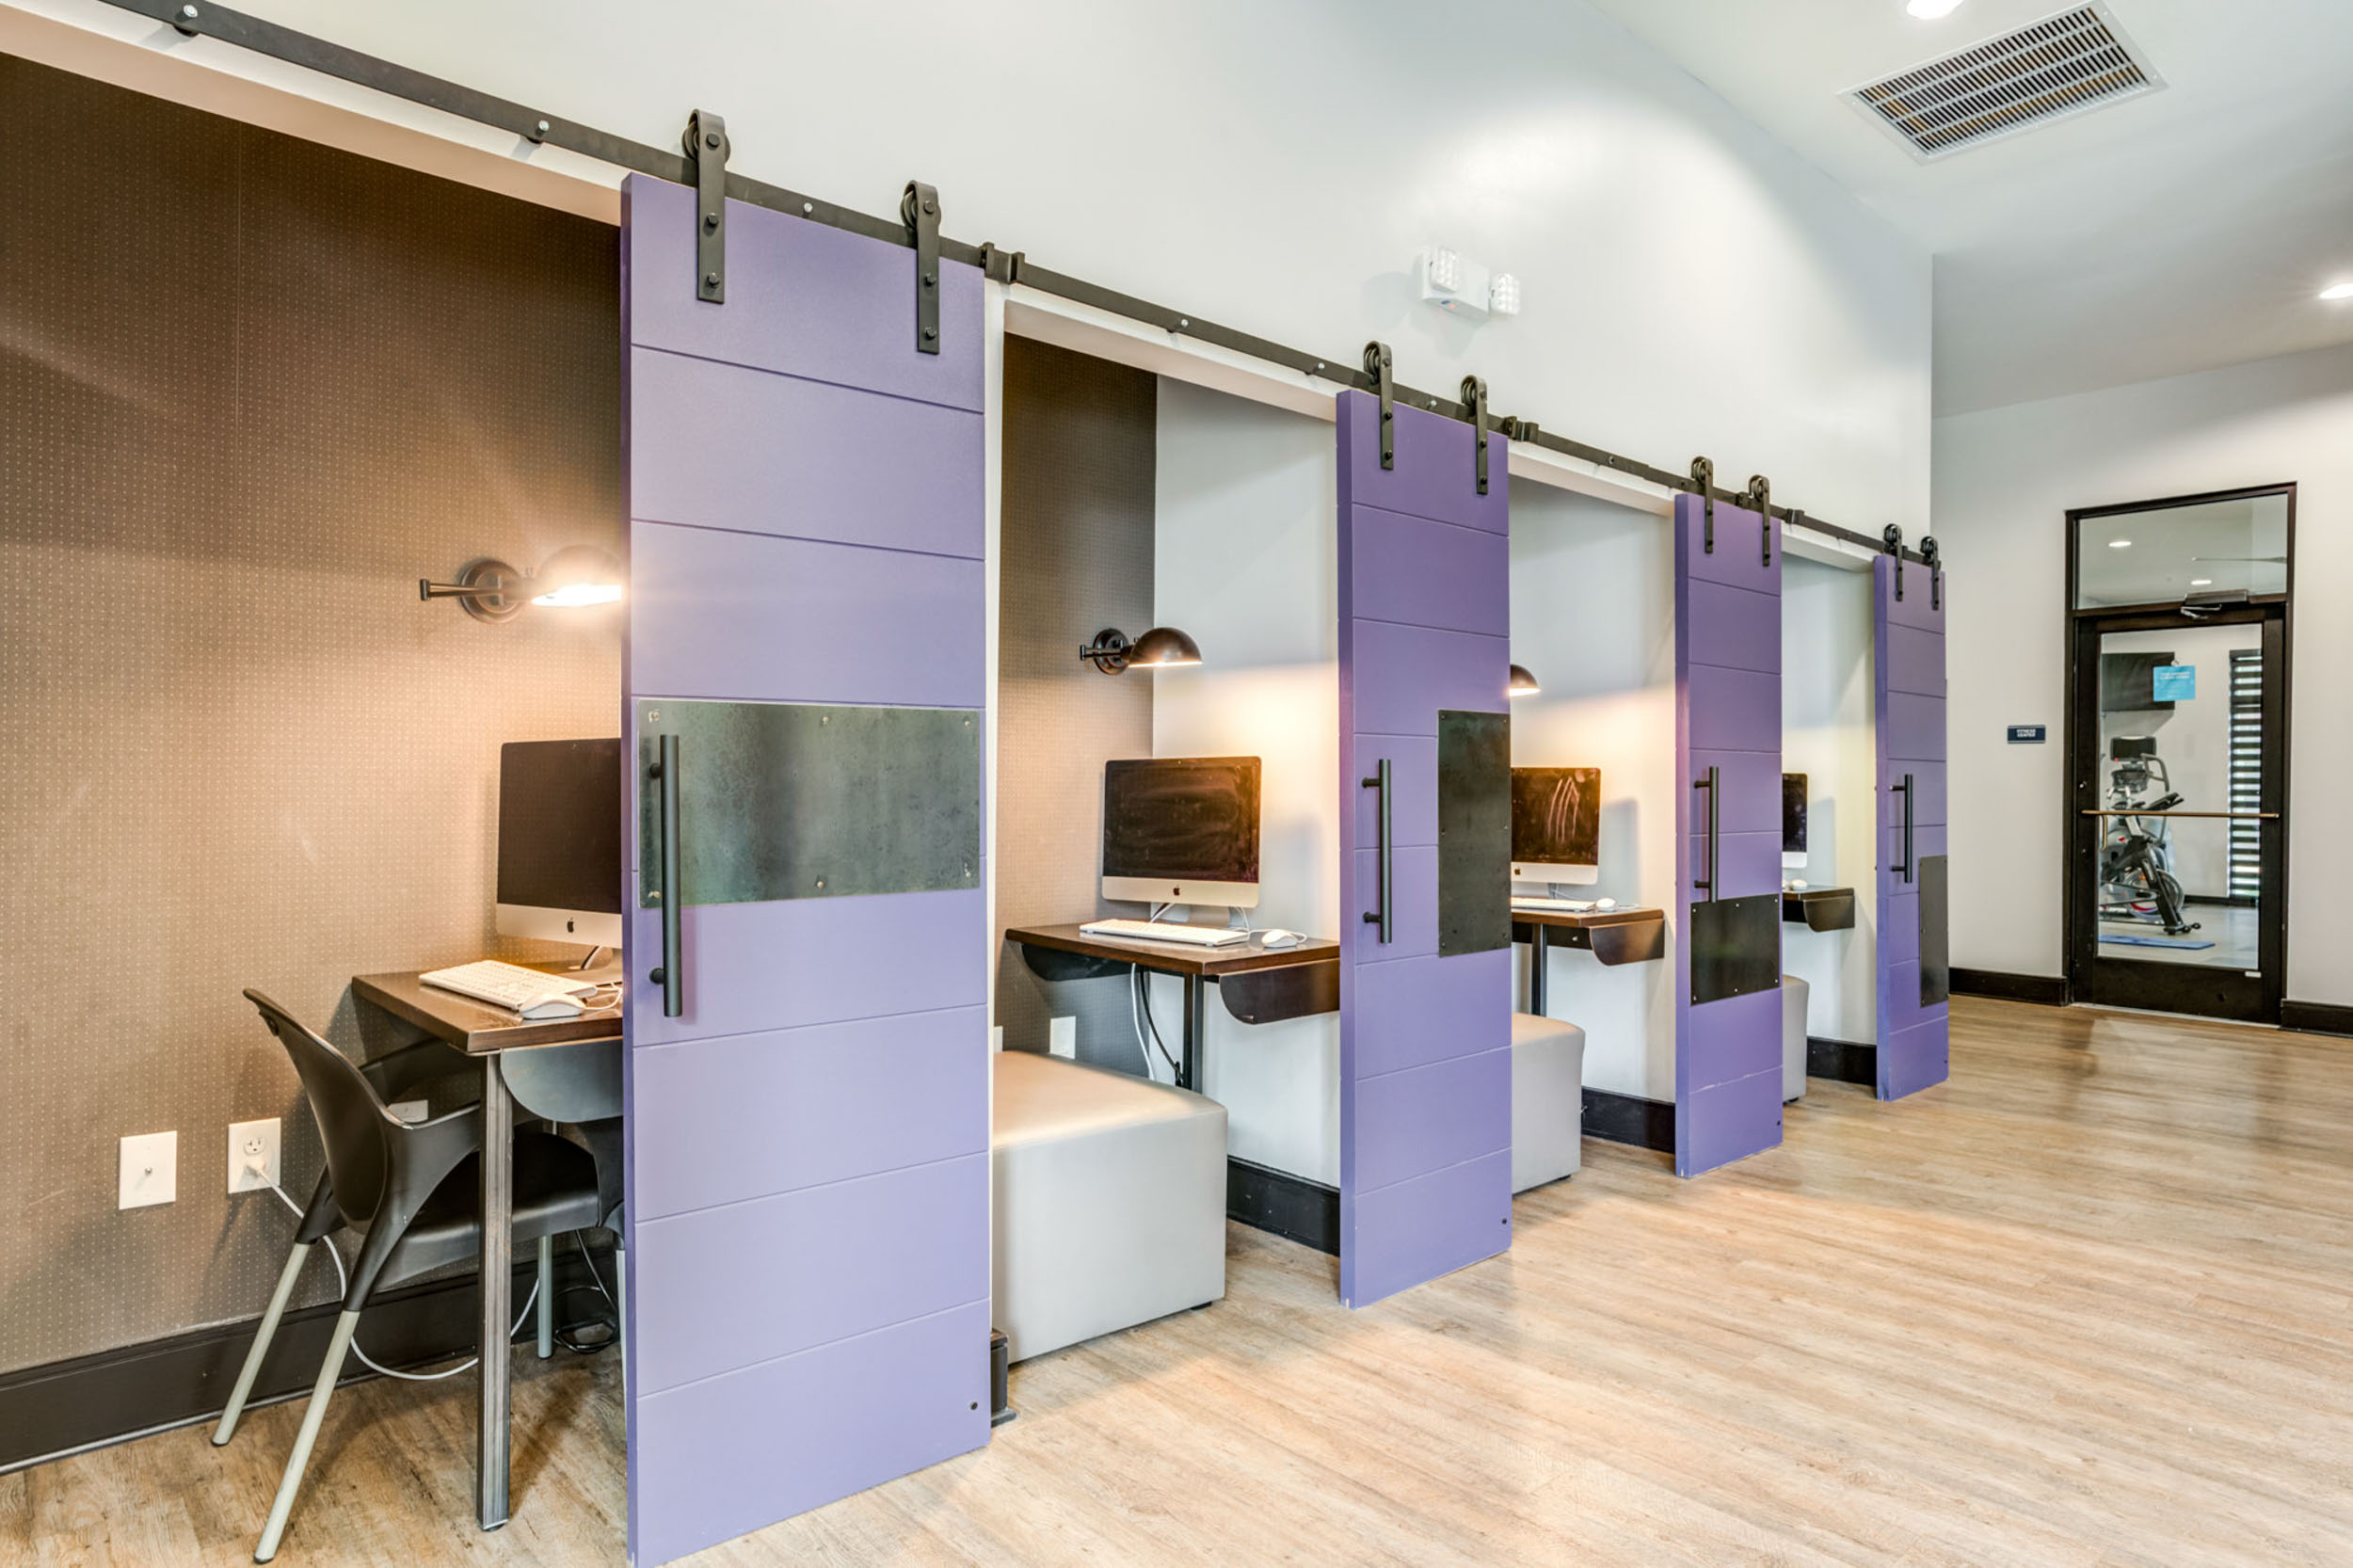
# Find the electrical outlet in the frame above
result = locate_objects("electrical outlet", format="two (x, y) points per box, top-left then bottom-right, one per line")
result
(988, 1026), (1004, 1054)
(388, 1099), (429, 1125)
(1048, 1016), (1077, 1060)
(227, 1118), (280, 1194)
(119, 1131), (178, 1209)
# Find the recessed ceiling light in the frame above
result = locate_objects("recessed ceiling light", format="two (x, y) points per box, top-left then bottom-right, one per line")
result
(1906, 0), (1965, 17)
(2190, 578), (2213, 586)
(2108, 538), (2133, 549)
(2322, 282), (2353, 301)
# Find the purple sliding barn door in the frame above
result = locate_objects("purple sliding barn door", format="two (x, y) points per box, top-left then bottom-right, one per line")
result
(618, 174), (990, 1566)
(1336, 388), (1513, 1307)
(1673, 492), (1785, 1176)
(1874, 552), (1949, 1099)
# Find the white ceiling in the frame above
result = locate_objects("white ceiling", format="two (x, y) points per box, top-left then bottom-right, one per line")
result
(1583, 0), (2353, 414)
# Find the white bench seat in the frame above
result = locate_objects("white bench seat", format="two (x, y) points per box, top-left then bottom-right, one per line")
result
(1512, 1013), (1585, 1193)
(992, 1051), (1226, 1364)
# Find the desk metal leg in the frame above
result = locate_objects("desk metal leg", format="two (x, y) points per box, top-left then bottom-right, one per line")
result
(1529, 925), (1548, 1016)
(478, 1057), (512, 1531)
(1182, 974), (1205, 1093)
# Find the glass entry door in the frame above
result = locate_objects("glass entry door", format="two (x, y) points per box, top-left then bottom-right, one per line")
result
(2065, 488), (2290, 1022)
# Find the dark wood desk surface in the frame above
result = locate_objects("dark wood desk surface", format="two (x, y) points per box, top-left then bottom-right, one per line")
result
(352, 966), (623, 1056)
(1782, 887), (1858, 932)
(1004, 923), (1337, 978)
(1509, 904), (1663, 932)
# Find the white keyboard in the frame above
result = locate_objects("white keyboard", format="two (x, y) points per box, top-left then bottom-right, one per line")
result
(1513, 898), (1598, 913)
(421, 960), (598, 1017)
(1079, 919), (1249, 949)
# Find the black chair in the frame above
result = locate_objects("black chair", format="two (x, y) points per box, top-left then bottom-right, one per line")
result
(210, 1035), (478, 1449)
(238, 991), (603, 1563)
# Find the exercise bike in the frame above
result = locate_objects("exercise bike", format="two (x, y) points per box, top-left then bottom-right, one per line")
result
(2096, 737), (2200, 938)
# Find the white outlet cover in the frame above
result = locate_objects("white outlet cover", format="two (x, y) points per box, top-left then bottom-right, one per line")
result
(228, 1117), (280, 1194)
(119, 1130), (178, 1209)
(988, 1026), (1004, 1054)
(1048, 1016), (1077, 1060)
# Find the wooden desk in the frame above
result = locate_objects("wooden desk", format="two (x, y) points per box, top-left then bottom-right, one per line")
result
(1783, 888), (1858, 932)
(1003, 925), (1337, 1091)
(351, 966), (620, 1533)
(1511, 906), (1669, 1015)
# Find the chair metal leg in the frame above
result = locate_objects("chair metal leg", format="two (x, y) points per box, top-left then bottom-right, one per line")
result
(254, 1308), (360, 1564)
(536, 1235), (553, 1359)
(214, 1242), (311, 1447)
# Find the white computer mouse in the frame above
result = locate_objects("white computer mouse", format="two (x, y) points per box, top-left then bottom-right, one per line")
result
(517, 991), (585, 1020)
(1594, 898), (1617, 912)
(1259, 929), (1304, 948)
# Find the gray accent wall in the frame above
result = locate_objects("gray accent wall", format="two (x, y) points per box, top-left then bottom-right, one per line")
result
(0, 58), (620, 1374)
(992, 338), (1158, 1071)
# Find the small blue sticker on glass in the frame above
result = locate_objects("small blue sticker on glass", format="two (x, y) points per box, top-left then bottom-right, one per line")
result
(2152, 664), (2196, 701)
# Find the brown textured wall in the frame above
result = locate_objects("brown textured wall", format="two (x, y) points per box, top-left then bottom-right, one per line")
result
(0, 58), (620, 1372)
(993, 338), (1159, 1069)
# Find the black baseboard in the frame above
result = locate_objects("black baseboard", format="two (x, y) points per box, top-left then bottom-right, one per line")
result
(1581, 1087), (1675, 1154)
(0, 1247), (615, 1475)
(1226, 1158), (1339, 1256)
(2281, 1000), (2353, 1038)
(1950, 968), (2068, 1006)
(1806, 1036), (1878, 1086)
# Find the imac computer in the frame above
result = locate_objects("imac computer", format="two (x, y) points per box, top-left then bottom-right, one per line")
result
(496, 738), (624, 949)
(1510, 766), (1601, 888)
(1782, 773), (1808, 870)
(1101, 757), (1262, 908)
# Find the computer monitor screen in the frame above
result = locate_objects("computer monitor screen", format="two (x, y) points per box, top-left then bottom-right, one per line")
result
(1510, 766), (1600, 887)
(496, 738), (624, 948)
(1101, 757), (1261, 908)
(1783, 773), (1810, 869)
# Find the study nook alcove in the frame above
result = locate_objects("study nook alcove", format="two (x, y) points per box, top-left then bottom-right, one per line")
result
(986, 334), (1527, 1320)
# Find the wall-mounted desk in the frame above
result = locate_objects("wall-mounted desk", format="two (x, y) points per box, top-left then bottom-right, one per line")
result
(1783, 888), (1857, 932)
(1003, 924), (1337, 1092)
(351, 967), (620, 1534)
(1512, 906), (1668, 1015)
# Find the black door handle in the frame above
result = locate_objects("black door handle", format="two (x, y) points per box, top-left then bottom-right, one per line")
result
(648, 732), (683, 1017)
(1693, 765), (1721, 903)
(1361, 758), (1392, 944)
(1893, 772), (1914, 885)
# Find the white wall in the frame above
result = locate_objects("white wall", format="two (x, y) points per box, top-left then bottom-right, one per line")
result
(1152, 379), (1340, 1182)
(1935, 341), (2353, 1001)
(1508, 483), (1677, 1100)
(102, 0), (1929, 532)
(1781, 557), (1878, 1045)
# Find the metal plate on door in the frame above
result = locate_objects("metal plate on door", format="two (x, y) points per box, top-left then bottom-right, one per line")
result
(1918, 854), (1950, 1006)
(638, 699), (981, 907)
(1436, 709), (1511, 957)
(1689, 893), (1781, 1005)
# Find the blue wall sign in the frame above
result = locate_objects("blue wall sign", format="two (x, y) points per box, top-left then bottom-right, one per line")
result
(2007, 725), (2047, 744)
(2152, 664), (2196, 701)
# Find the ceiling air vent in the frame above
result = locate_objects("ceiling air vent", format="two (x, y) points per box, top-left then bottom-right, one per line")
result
(1846, 3), (2163, 160)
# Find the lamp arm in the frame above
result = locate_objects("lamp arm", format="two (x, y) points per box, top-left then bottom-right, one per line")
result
(420, 578), (520, 600)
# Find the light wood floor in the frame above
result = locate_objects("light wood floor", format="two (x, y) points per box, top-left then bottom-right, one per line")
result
(12, 997), (2353, 1567)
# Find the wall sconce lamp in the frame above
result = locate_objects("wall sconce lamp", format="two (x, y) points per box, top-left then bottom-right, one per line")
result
(1509, 664), (1541, 697)
(420, 546), (623, 623)
(1080, 626), (1202, 675)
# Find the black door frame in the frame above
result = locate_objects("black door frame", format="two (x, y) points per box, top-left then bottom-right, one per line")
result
(2061, 484), (2294, 1023)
